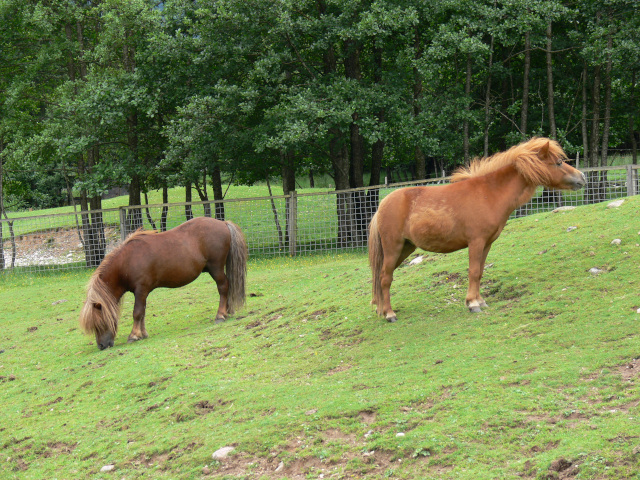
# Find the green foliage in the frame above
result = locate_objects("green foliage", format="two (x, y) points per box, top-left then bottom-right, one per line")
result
(1, 197), (639, 478)
(1, 0), (639, 210)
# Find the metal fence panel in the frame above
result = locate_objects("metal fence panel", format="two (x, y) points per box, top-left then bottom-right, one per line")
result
(1, 165), (637, 274)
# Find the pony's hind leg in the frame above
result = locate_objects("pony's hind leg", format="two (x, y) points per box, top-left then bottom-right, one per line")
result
(379, 241), (415, 322)
(466, 242), (491, 312)
(208, 265), (230, 323)
(128, 291), (150, 343)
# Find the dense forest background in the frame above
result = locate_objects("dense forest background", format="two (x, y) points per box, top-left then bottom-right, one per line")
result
(0, 0), (638, 214)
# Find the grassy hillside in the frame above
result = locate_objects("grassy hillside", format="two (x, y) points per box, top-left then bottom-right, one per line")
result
(1, 197), (639, 479)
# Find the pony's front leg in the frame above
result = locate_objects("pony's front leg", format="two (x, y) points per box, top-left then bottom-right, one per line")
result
(466, 242), (489, 313)
(128, 292), (149, 343)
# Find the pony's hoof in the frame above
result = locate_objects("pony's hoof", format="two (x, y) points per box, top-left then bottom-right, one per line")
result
(386, 316), (398, 323)
(127, 336), (140, 343)
(469, 306), (482, 313)
(214, 317), (226, 324)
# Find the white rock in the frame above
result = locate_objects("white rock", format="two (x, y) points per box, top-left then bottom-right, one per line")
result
(607, 199), (624, 208)
(396, 432), (405, 437)
(611, 239), (622, 245)
(589, 267), (603, 275)
(637, 308), (640, 314)
(212, 446), (235, 460)
(275, 461), (284, 472)
(553, 206), (576, 213)
(408, 255), (423, 265)
(566, 226), (577, 232)
(100, 465), (115, 472)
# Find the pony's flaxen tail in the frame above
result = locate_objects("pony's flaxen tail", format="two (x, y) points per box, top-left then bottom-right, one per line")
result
(225, 221), (248, 315)
(368, 212), (384, 316)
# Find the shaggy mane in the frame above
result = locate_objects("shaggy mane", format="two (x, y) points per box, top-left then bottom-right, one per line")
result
(451, 137), (567, 184)
(79, 228), (157, 336)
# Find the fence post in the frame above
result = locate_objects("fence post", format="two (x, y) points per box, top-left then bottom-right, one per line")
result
(119, 206), (127, 242)
(288, 191), (297, 257)
(626, 165), (637, 196)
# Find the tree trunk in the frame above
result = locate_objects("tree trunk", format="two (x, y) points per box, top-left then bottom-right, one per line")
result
(590, 65), (601, 168)
(194, 169), (211, 217)
(541, 22), (562, 206)
(161, 185), (168, 231)
(371, 44), (384, 187)
(546, 21), (556, 139)
(413, 27), (427, 177)
(483, 31), (494, 157)
(581, 65), (590, 166)
(185, 181), (194, 221)
(0, 140), (4, 270)
(630, 70), (638, 165)
(282, 151), (296, 245)
(520, 31), (531, 136)
(463, 53), (472, 163)
(212, 164), (225, 220)
(319, 0), (353, 247)
(601, 33), (613, 167)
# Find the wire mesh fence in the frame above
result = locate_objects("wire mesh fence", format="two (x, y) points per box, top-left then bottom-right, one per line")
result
(1, 165), (637, 275)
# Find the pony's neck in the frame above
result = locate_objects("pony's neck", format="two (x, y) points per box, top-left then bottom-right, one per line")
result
(99, 263), (126, 301)
(490, 164), (538, 214)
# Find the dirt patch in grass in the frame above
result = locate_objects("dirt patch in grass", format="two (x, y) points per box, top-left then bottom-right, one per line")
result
(359, 410), (376, 424)
(618, 357), (640, 382)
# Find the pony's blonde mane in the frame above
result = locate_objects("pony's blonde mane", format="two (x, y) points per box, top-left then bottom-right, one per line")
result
(451, 137), (567, 184)
(78, 229), (157, 336)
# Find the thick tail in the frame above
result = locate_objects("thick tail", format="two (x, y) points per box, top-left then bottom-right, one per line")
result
(225, 221), (248, 315)
(368, 213), (384, 315)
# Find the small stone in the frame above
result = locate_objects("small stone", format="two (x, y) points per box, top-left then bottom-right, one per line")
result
(364, 430), (374, 438)
(611, 239), (621, 245)
(100, 464), (115, 472)
(275, 461), (284, 472)
(566, 226), (577, 232)
(408, 255), (423, 265)
(305, 409), (317, 415)
(607, 199), (624, 208)
(553, 206), (576, 213)
(636, 308), (640, 314)
(202, 466), (211, 475)
(589, 267), (603, 275)
(212, 446), (235, 460)
(396, 432), (405, 437)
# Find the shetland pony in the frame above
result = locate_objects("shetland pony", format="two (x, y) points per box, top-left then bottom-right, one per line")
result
(368, 138), (585, 322)
(79, 217), (247, 349)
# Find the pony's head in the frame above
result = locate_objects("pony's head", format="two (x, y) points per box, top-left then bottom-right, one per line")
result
(79, 273), (120, 350)
(521, 138), (586, 191)
(452, 137), (586, 191)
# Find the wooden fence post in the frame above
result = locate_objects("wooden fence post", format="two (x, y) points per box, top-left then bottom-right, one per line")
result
(119, 207), (127, 242)
(288, 191), (297, 257)
(626, 165), (637, 196)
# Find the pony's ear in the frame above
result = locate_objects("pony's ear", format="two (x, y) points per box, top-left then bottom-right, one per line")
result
(539, 141), (550, 158)
(93, 302), (102, 311)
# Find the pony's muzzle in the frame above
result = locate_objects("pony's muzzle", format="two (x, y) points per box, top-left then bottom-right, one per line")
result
(570, 172), (587, 190)
(97, 332), (114, 350)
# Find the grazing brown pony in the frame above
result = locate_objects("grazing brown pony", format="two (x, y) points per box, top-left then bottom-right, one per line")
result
(369, 137), (586, 322)
(79, 217), (247, 350)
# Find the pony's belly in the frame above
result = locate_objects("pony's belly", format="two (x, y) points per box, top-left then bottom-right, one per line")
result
(414, 239), (467, 254)
(407, 212), (467, 253)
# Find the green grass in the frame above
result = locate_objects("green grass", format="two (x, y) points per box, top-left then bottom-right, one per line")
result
(1, 197), (640, 479)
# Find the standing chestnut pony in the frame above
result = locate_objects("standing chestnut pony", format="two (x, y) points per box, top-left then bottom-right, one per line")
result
(80, 217), (247, 350)
(369, 137), (586, 322)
